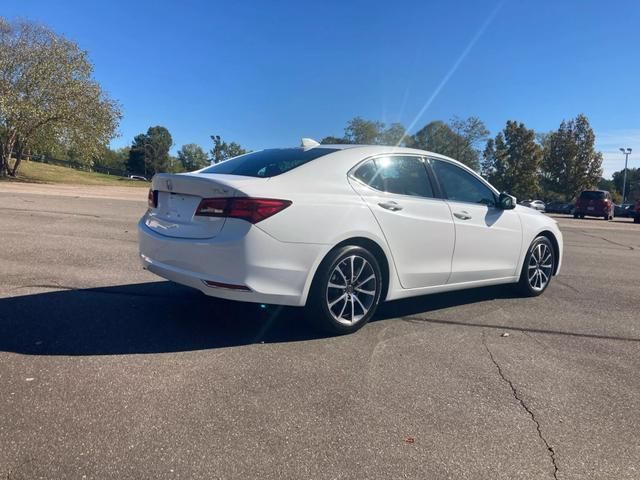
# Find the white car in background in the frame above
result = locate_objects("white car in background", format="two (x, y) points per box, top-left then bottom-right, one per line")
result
(139, 139), (563, 334)
(520, 199), (546, 212)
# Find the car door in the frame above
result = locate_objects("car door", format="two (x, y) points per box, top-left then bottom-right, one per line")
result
(429, 158), (522, 284)
(349, 155), (455, 289)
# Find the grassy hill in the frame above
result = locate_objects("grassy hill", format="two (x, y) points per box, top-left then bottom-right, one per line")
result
(1, 161), (149, 187)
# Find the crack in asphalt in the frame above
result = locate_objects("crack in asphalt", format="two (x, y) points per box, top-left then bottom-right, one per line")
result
(482, 334), (559, 480)
(554, 278), (580, 294)
(580, 230), (635, 250)
(3, 457), (33, 480)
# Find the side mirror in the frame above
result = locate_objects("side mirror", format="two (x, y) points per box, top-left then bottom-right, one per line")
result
(498, 192), (516, 210)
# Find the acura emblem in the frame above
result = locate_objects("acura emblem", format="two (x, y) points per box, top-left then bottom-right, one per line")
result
(166, 179), (173, 191)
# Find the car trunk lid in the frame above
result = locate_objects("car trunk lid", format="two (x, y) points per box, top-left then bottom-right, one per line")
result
(144, 173), (266, 239)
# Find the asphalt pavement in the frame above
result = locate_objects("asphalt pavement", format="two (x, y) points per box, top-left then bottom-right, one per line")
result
(1, 186), (639, 479)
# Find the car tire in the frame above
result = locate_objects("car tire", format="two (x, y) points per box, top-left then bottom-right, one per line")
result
(517, 236), (555, 297)
(634, 216), (640, 224)
(307, 245), (383, 335)
(573, 213), (578, 219)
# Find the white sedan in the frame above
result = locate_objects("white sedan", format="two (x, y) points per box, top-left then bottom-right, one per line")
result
(139, 140), (563, 334)
(521, 199), (546, 212)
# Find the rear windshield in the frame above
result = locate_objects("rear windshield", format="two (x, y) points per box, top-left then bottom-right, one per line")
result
(580, 191), (605, 200)
(199, 148), (339, 177)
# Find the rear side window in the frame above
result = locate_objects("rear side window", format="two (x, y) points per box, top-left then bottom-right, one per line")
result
(431, 159), (496, 207)
(353, 156), (435, 198)
(580, 191), (605, 200)
(199, 148), (339, 177)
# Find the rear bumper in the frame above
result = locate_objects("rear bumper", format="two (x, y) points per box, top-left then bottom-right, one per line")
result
(575, 206), (609, 216)
(138, 216), (327, 306)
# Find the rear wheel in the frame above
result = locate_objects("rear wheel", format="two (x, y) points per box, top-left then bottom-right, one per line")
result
(517, 236), (555, 297)
(307, 246), (383, 335)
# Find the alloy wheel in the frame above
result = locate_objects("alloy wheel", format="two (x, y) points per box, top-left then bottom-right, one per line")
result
(326, 255), (377, 326)
(527, 243), (553, 292)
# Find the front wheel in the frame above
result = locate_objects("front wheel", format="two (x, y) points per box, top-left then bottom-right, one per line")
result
(307, 246), (383, 335)
(517, 236), (555, 297)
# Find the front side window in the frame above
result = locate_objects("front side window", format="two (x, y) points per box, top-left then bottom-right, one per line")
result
(353, 156), (434, 198)
(431, 159), (496, 207)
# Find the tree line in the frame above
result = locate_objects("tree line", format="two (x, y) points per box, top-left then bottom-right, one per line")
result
(121, 128), (248, 176)
(2, 16), (634, 202)
(319, 113), (607, 202)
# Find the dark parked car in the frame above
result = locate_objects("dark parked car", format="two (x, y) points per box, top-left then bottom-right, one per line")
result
(546, 201), (574, 214)
(574, 190), (614, 220)
(634, 200), (640, 224)
(615, 203), (635, 218)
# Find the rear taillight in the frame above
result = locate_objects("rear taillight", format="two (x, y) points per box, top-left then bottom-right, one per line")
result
(148, 189), (158, 208)
(195, 197), (292, 223)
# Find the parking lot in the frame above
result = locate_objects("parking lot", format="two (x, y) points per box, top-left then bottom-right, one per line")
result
(1, 184), (639, 480)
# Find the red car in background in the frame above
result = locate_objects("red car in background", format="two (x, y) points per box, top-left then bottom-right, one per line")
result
(574, 190), (614, 220)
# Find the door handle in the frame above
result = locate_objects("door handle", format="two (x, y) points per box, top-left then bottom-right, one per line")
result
(378, 201), (403, 212)
(453, 211), (472, 220)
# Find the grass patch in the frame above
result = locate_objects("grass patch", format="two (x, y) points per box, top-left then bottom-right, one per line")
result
(0, 161), (149, 187)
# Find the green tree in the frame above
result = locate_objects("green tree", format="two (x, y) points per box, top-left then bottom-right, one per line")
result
(541, 114), (603, 201)
(408, 121), (457, 154)
(597, 177), (622, 203)
(611, 167), (640, 202)
(320, 136), (350, 145)
(94, 146), (129, 173)
(127, 126), (173, 176)
(0, 17), (121, 177)
(449, 116), (490, 170)
(379, 123), (406, 146)
(177, 143), (208, 171)
(344, 117), (384, 144)
(322, 117), (407, 146)
(209, 135), (248, 164)
(407, 117), (488, 170)
(482, 120), (542, 200)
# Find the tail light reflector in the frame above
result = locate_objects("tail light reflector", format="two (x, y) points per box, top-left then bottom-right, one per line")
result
(195, 197), (292, 223)
(148, 189), (158, 208)
(202, 280), (251, 291)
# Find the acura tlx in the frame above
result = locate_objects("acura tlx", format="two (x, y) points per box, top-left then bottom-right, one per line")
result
(138, 138), (563, 334)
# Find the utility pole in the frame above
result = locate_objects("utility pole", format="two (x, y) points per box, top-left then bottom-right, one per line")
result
(619, 147), (632, 203)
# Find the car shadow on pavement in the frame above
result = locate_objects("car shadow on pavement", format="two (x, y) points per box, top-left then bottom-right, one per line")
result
(1, 281), (637, 356)
(0, 282), (329, 356)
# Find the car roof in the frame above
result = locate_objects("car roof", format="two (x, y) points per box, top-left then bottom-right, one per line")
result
(318, 144), (444, 156)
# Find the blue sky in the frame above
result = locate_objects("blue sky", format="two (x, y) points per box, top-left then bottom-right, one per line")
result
(3, 0), (639, 176)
